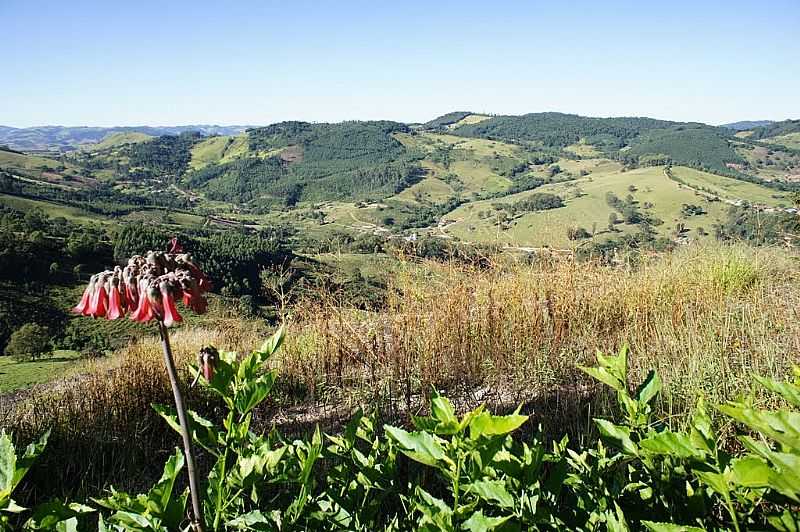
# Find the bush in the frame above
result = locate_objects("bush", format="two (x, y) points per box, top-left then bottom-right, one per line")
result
(4, 323), (50, 360)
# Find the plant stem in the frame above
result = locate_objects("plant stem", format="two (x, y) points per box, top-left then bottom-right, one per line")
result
(159, 321), (205, 532)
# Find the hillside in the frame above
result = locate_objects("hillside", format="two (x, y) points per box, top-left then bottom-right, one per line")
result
(1, 111), (798, 256)
(721, 120), (774, 131)
(0, 124), (250, 151)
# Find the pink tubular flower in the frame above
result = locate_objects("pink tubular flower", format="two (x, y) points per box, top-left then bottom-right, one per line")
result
(74, 245), (211, 327)
(160, 282), (183, 327)
(89, 279), (108, 318)
(73, 278), (94, 315)
(106, 275), (124, 320)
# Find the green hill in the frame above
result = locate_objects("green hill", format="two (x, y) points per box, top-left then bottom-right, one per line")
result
(747, 119), (800, 140)
(83, 131), (153, 151)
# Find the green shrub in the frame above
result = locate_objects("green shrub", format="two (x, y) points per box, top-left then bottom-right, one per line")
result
(4, 323), (50, 360)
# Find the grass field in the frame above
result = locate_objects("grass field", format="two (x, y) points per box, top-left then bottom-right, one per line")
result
(445, 166), (728, 248)
(82, 132), (152, 151)
(564, 139), (603, 157)
(0, 350), (83, 392)
(448, 113), (491, 128)
(670, 166), (792, 206)
(765, 132), (800, 150)
(189, 134), (250, 170)
(0, 150), (78, 174)
(0, 193), (105, 223)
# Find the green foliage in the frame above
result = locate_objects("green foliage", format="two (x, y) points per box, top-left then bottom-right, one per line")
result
(4, 324), (51, 360)
(6, 333), (800, 530)
(513, 192), (565, 212)
(0, 430), (49, 531)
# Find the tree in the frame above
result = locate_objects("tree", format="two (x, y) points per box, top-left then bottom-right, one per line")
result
(4, 323), (50, 360)
(608, 212), (619, 231)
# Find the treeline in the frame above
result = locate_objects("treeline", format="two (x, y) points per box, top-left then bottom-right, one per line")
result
(421, 111), (473, 130)
(453, 112), (681, 149)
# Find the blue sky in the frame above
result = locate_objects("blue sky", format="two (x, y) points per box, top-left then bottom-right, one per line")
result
(3, 0), (798, 127)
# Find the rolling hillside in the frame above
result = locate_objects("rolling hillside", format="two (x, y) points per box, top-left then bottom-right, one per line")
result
(1, 112), (798, 252)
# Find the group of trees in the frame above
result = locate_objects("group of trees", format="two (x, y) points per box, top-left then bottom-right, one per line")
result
(605, 191), (662, 228)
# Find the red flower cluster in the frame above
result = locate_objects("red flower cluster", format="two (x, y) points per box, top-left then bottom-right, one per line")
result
(73, 250), (211, 327)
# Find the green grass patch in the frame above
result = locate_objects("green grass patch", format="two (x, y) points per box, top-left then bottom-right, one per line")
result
(446, 166), (728, 248)
(670, 166), (792, 206)
(83, 132), (153, 151)
(0, 350), (84, 393)
(0, 193), (106, 223)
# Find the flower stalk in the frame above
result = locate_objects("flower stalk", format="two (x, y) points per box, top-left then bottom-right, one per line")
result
(159, 321), (205, 531)
(72, 240), (211, 530)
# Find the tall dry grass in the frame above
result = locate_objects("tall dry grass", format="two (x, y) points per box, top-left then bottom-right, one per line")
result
(3, 242), (799, 500)
(279, 244), (800, 435)
(4, 319), (267, 501)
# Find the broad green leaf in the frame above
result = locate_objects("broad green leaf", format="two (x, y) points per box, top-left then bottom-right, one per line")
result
(767, 508), (800, 532)
(430, 393), (460, 434)
(384, 426), (452, 468)
(605, 503), (630, 532)
(0, 431), (16, 500)
(24, 499), (95, 529)
(761, 450), (800, 502)
(146, 449), (185, 528)
(152, 405), (221, 455)
(461, 510), (511, 531)
(469, 408), (528, 440)
(594, 419), (638, 456)
(731, 456), (772, 488)
(754, 375), (800, 408)
(689, 399), (715, 454)
(226, 509), (272, 529)
(258, 327), (285, 359)
(694, 470), (730, 498)
(642, 521), (705, 531)
(640, 431), (705, 459)
(235, 372), (277, 415)
(634, 370), (662, 406)
(414, 486), (453, 531)
(578, 365), (624, 392)
(718, 405), (800, 451)
(466, 479), (514, 508)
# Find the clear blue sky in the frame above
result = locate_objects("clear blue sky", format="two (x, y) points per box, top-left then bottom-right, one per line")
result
(3, 0), (798, 127)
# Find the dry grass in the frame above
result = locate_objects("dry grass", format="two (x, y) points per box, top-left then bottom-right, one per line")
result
(4, 243), (800, 500)
(279, 244), (800, 430)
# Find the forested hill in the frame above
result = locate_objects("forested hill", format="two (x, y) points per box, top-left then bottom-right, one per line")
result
(429, 112), (746, 174)
(721, 120), (774, 131)
(187, 120), (421, 206)
(746, 119), (800, 140)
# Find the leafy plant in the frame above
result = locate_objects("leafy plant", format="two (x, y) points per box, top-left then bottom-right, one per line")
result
(0, 430), (49, 531)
